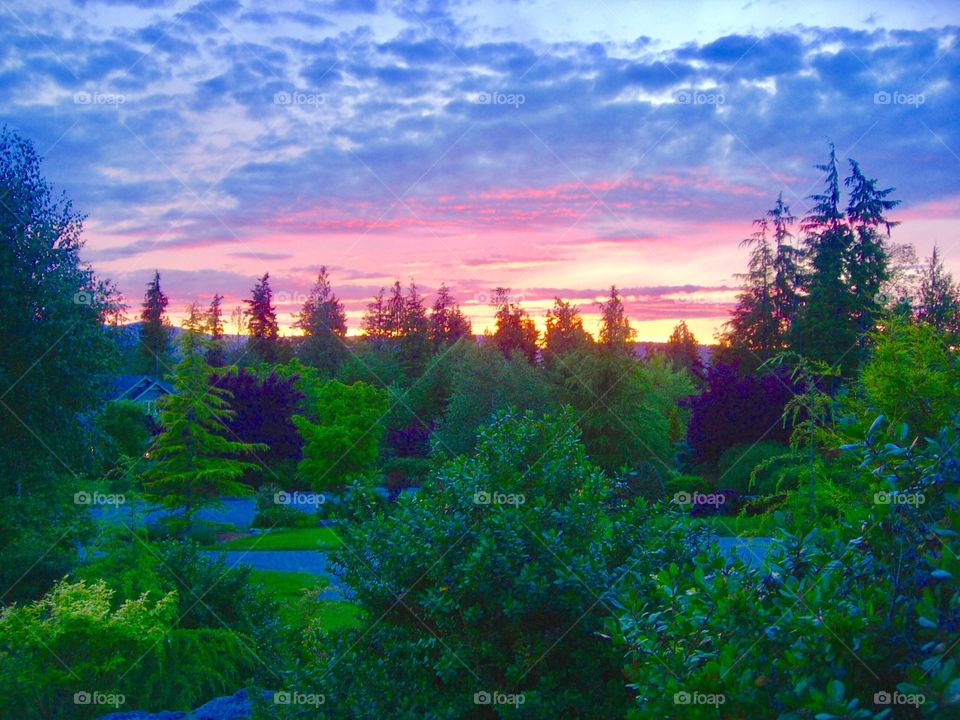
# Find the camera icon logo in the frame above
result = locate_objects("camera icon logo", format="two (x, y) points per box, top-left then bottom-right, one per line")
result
(874, 91), (891, 105)
(673, 492), (692, 505)
(273, 691), (292, 705)
(274, 91), (292, 105)
(274, 491), (291, 505)
(874, 491), (891, 505)
(874, 691), (892, 705)
(473, 490), (491, 505)
(73, 291), (94, 305)
(73, 691), (91, 705)
(474, 691), (492, 705)
(74, 491), (91, 505)
(674, 691), (691, 705)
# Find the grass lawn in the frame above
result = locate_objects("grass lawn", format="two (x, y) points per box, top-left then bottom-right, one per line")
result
(250, 569), (363, 631)
(212, 527), (343, 551)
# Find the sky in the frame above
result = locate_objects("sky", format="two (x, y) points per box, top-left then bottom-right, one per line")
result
(2, 0), (959, 341)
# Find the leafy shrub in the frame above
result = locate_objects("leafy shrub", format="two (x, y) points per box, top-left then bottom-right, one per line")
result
(265, 410), (701, 719)
(716, 440), (792, 494)
(383, 455), (430, 491)
(251, 484), (318, 529)
(685, 363), (797, 468)
(615, 414), (960, 719)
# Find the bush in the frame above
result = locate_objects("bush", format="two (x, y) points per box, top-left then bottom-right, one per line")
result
(252, 484), (317, 529)
(615, 414), (960, 719)
(264, 410), (700, 718)
(716, 440), (791, 495)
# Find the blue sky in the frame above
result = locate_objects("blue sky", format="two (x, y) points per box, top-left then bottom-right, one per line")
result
(3, 0), (958, 338)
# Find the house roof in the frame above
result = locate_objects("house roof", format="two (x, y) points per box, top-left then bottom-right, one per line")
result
(109, 374), (175, 402)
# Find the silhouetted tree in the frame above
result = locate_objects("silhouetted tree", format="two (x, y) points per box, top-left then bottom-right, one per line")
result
(917, 246), (960, 336)
(429, 283), (471, 346)
(544, 297), (592, 357)
(598, 286), (635, 353)
(205, 293), (226, 367)
(362, 287), (390, 344)
(492, 287), (539, 363)
(140, 270), (171, 377)
(295, 267), (347, 376)
(665, 320), (701, 374)
(244, 273), (279, 363)
(399, 281), (430, 376)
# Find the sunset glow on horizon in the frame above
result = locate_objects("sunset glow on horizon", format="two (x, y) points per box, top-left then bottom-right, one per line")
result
(4, 0), (958, 342)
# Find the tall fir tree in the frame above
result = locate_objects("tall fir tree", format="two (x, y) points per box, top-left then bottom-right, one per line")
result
(722, 217), (778, 357)
(399, 281), (431, 376)
(205, 293), (226, 367)
(143, 305), (266, 530)
(362, 287), (390, 344)
(844, 158), (899, 360)
(428, 283), (471, 346)
(769, 193), (800, 336)
(597, 286), (635, 353)
(295, 267), (348, 376)
(243, 273), (279, 363)
(544, 297), (592, 357)
(917, 246), (960, 336)
(492, 287), (539, 363)
(139, 270), (171, 377)
(665, 320), (701, 374)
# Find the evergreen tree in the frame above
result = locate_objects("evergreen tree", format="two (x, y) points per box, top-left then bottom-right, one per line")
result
(544, 297), (592, 357)
(917, 246), (960, 335)
(492, 287), (539, 363)
(792, 144), (859, 370)
(0, 127), (118, 494)
(243, 273), (279, 363)
(295, 267), (347, 376)
(399, 281), (431, 376)
(722, 217), (778, 357)
(362, 287), (390, 344)
(769, 193), (800, 336)
(139, 270), (171, 377)
(429, 283), (471, 346)
(143, 306), (266, 530)
(844, 159), (899, 358)
(597, 286), (635, 353)
(386, 280), (406, 338)
(205, 293), (226, 367)
(665, 320), (701, 374)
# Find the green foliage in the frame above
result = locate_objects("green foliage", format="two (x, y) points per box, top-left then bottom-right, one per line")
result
(143, 327), (267, 527)
(550, 350), (692, 483)
(273, 410), (697, 719)
(251, 484), (318, 529)
(96, 399), (151, 463)
(0, 127), (118, 495)
(293, 379), (389, 490)
(617, 411), (960, 720)
(139, 270), (171, 375)
(0, 579), (176, 719)
(433, 341), (556, 456)
(859, 318), (960, 440)
(716, 440), (791, 494)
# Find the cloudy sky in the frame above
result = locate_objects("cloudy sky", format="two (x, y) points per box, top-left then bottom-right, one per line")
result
(3, 0), (959, 340)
